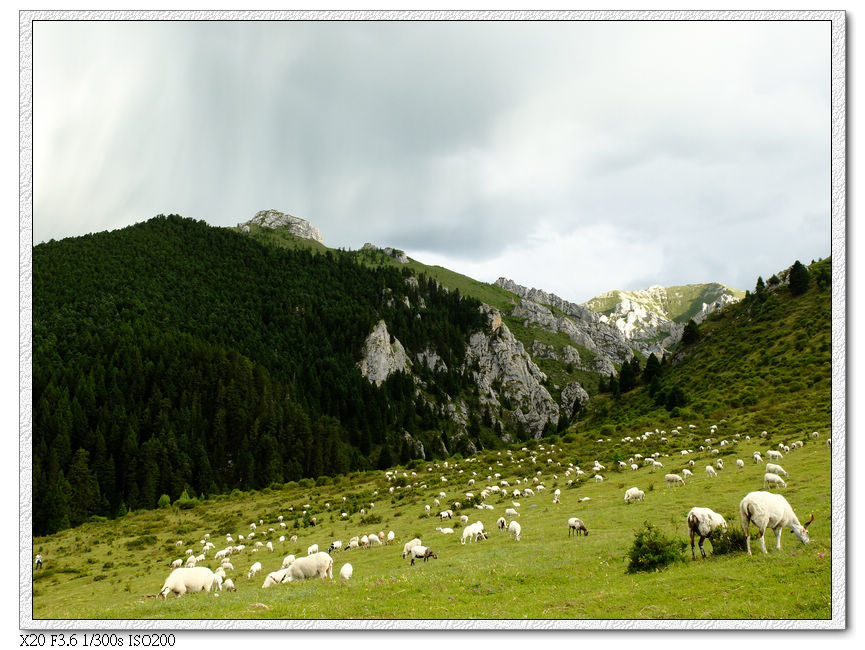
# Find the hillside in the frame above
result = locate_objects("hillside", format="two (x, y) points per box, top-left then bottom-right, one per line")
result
(584, 283), (746, 323)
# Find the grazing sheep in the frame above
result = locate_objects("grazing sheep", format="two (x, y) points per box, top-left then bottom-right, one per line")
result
(505, 507), (520, 518)
(158, 567), (216, 599)
(497, 516), (507, 531)
(827, 438), (832, 449)
(290, 535), (298, 543)
(624, 487), (645, 503)
(460, 515), (470, 525)
(266, 541), (273, 553)
(307, 544), (319, 556)
(682, 468), (693, 479)
(286, 552), (334, 581)
(508, 520), (521, 541)
(169, 558), (183, 569)
(261, 568), (291, 588)
(687, 507), (727, 560)
(409, 545), (438, 566)
(767, 449), (783, 460)
(402, 538), (422, 559)
(665, 473), (685, 487)
(715, 459), (724, 470)
(688, 459), (695, 467)
(247, 562), (262, 579)
(739, 491), (813, 555)
(766, 463), (788, 478)
(220, 561), (234, 571)
(763, 472), (787, 489)
(568, 517), (589, 537)
(386, 531), (395, 545)
(705, 465), (718, 478)
(736, 459), (745, 470)
(339, 563), (353, 580)
(460, 522), (488, 544)
(367, 533), (382, 546)
(328, 540), (342, 554)
(439, 510), (453, 520)
(753, 452), (763, 463)
(630, 463), (639, 471)
(593, 474), (604, 482)
(223, 578), (236, 592)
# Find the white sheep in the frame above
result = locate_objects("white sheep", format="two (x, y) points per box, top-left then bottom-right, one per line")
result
(664, 473), (685, 487)
(767, 449), (783, 460)
(736, 459), (745, 470)
(508, 520), (521, 541)
(460, 522), (488, 544)
(247, 561), (262, 579)
(409, 545), (438, 565)
(593, 474), (604, 482)
(220, 560), (234, 571)
(753, 451), (763, 463)
(705, 465), (717, 478)
(223, 578), (236, 592)
(339, 563), (353, 580)
(496, 516), (507, 531)
(286, 552), (334, 581)
(739, 491), (813, 555)
(763, 472), (787, 489)
(460, 515), (470, 525)
(307, 544), (319, 556)
(624, 487), (645, 503)
(715, 459), (724, 470)
(402, 538), (422, 559)
(686, 507), (727, 560)
(504, 507), (520, 518)
(261, 568), (291, 588)
(266, 541), (273, 553)
(682, 468), (693, 479)
(568, 517), (589, 537)
(281, 554), (296, 568)
(386, 531), (395, 545)
(765, 463), (788, 478)
(169, 558), (183, 569)
(158, 567), (216, 599)
(435, 527), (454, 534)
(328, 540), (343, 554)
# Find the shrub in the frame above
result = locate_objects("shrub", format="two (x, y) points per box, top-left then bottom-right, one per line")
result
(626, 522), (686, 573)
(360, 513), (383, 526)
(707, 523), (750, 556)
(124, 535), (158, 551)
(157, 494), (171, 509)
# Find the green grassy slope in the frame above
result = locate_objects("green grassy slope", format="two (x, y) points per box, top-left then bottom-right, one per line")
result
(585, 283), (747, 323)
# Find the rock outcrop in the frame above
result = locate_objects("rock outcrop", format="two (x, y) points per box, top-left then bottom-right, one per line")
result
(464, 307), (559, 438)
(358, 320), (411, 386)
(239, 210), (323, 243)
(361, 243), (409, 263)
(560, 382), (590, 419)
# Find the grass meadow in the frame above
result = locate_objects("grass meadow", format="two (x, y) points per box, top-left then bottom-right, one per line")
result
(31, 429), (833, 621)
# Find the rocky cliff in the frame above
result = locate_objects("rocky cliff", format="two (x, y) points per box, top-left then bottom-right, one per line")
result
(358, 320), (411, 386)
(238, 209), (324, 243)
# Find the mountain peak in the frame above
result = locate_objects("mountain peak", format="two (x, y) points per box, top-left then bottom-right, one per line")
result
(238, 209), (323, 243)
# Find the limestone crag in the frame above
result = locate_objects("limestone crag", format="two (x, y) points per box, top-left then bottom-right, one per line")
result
(464, 307), (559, 438)
(239, 210), (323, 243)
(417, 347), (448, 373)
(560, 382), (590, 419)
(358, 320), (411, 386)
(362, 242), (409, 264)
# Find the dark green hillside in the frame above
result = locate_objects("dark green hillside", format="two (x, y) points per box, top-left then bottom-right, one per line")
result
(33, 215), (488, 535)
(576, 258), (831, 436)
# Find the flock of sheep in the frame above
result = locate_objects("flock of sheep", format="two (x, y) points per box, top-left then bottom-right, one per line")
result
(156, 425), (827, 600)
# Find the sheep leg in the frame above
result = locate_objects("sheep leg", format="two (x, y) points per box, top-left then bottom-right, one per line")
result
(759, 529), (768, 554)
(690, 527), (697, 560)
(699, 536), (707, 559)
(774, 526), (783, 552)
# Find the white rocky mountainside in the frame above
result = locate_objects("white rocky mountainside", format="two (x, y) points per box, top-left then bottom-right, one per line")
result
(238, 209), (324, 243)
(358, 320), (411, 386)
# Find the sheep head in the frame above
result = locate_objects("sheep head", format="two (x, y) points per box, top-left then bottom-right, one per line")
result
(792, 513), (814, 544)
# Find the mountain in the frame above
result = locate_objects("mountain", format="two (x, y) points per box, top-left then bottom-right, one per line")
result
(31, 210), (829, 537)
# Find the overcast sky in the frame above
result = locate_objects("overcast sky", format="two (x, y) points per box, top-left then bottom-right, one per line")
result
(32, 18), (832, 303)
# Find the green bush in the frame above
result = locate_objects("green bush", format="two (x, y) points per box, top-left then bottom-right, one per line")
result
(707, 523), (750, 556)
(626, 522), (686, 573)
(124, 535), (158, 551)
(157, 494), (171, 509)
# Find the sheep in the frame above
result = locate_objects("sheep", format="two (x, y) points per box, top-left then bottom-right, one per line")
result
(766, 463), (788, 478)
(505, 507), (520, 518)
(439, 510), (453, 520)
(307, 544), (319, 556)
(247, 562), (262, 579)
(753, 451), (763, 463)
(158, 567), (216, 599)
(460, 522), (488, 544)
(682, 468), (693, 479)
(664, 473), (685, 487)
(169, 558), (183, 569)
(827, 438), (832, 449)
(266, 541), (274, 553)
(568, 517), (589, 536)
(408, 545), (438, 566)
(688, 459), (695, 467)
(624, 487), (645, 503)
(686, 507), (727, 560)
(261, 568), (291, 588)
(508, 520), (521, 541)
(328, 540), (342, 554)
(705, 465), (717, 478)
(630, 463), (639, 471)
(214, 566), (226, 579)
(223, 578), (236, 592)
(593, 474), (604, 482)
(402, 538), (422, 559)
(220, 561), (234, 571)
(460, 515), (470, 525)
(386, 531), (395, 545)
(763, 472), (787, 489)
(367, 533), (382, 546)
(286, 552), (334, 581)
(435, 527), (454, 534)
(736, 459), (745, 470)
(290, 535), (298, 543)
(767, 449), (783, 460)
(496, 516), (507, 531)
(339, 563), (353, 580)
(715, 459), (724, 470)
(739, 491), (813, 555)
(184, 556), (197, 568)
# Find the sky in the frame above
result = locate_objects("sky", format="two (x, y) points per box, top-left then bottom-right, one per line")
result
(32, 18), (832, 303)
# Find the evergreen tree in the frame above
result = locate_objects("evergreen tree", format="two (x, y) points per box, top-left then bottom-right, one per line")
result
(643, 353), (662, 383)
(789, 260), (810, 295)
(682, 319), (700, 345)
(66, 448), (101, 527)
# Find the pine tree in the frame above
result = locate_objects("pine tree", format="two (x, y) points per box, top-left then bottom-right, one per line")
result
(682, 319), (700, 344)
(789, 260), (810, 296)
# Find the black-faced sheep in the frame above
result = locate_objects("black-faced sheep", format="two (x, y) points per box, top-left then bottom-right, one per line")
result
(686, 507), (727, 560)
(409, 545), (438, 566)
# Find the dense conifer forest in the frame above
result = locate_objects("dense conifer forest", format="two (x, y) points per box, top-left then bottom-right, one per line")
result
(32, 215), (488, 534)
